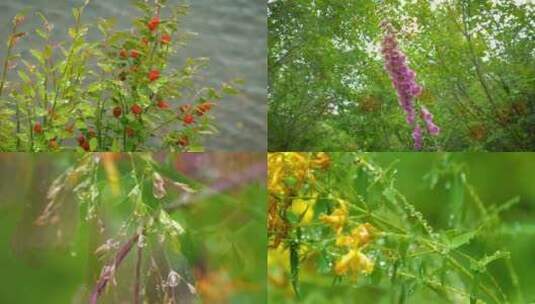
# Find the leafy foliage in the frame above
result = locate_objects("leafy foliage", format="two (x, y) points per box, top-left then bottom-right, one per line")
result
(0, 0), (239, 152)
(268, 0), (535, 151)
(268, 152), (534, 303)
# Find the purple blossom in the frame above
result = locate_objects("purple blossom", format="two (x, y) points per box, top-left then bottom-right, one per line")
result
(420, 106), (440, 136)
(380, 20), (440, 150)
(381, 23), (421, 124)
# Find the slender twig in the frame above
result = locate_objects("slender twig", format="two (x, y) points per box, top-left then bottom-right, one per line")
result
(89, 233), (140, 304)
(0, 16), (23, 97)
(133, 241), (143, 304)
(165, 162), (266, 212)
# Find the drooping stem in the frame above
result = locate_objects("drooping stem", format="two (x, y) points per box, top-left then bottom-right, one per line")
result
(165, 161), (266, 212)
(134, 242), (143, 304)
(0, 20), (19, 97)
(89, 233), (140, 304)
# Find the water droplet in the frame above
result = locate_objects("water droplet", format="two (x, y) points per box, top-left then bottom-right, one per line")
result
(166, 270), (182, 288)
(137, 234), (147, 248)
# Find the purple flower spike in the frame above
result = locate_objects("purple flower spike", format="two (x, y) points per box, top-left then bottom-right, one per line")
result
(420, 106), (440, 136)
(381, 22), (421, 124)
(381, 20), (440, 149)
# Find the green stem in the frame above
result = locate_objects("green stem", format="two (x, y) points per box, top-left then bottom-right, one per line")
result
(0, 23), (18, 97)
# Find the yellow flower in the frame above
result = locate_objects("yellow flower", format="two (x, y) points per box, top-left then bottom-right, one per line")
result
(335, 234), (354, 247)
(334, 249), (357, 275)
(268, 246), (290, 269)
(350, 223), (374, 247)
(311, 152), (330, 170)
(268, 152), (314, 195)
(336, 223), (375, 250)
(334, 249), (375, 278)
(268, 153), (285, 194)
(291, 197), (316, 224)
(319, 199), (348, 234)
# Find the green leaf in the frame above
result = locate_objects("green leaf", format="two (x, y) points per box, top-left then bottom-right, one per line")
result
(87, 83), (102, 94)
(68, 27), (77, 39)
(97, 63), (112, 73)
(30, 49), (45, 65)
(35, 28), (48, 39)
(75, 120), (86, 129)
(89, 137), (98, 151)
(449, 172), (465, 227)
(221, 83), (239, 95)
(111, 139), (120, 152)
(187, 145), (204, 152)
(471, 250), (510, 272)
(448, 230), (477, 250)
(17, 70), (30, 83)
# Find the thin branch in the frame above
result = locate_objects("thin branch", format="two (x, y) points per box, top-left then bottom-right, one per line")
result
(89, 233), (140, 304)
(165, 161), (266, 212)
(133, 242), (143, 304)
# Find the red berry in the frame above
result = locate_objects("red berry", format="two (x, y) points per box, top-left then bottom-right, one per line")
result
(77, 134), (86, 145)
(119, 49), (128, 59)
(77, 134), (90, 151)
(148, 69), (160, 82)
(130, 49), (141, 59)
(147, 16), (160, 31)
(178, 136), (189, 147)
(113, 106), (122, 118)
(80, 140), (90, 151)
(157, 100), (170, 109)
(126, 127), (135, 137)
(49, 138), (59, 150)
(131, 104), (143, 116)
(33, 122), (43, 134)
(161, 34), (171, 45)
(183, 114), (194, 125)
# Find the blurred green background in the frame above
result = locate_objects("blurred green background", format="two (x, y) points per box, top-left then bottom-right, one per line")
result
(0, 153), (266, 303)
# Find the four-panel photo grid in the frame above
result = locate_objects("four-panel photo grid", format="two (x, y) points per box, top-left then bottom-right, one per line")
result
(0, 0), (534, 303)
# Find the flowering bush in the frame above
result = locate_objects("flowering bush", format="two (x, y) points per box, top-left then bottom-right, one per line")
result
(268, 152), (529, 303)
(0, 0), (238, 152)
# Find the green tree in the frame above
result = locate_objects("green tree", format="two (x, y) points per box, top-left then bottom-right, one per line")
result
(268, 0), (535, 151)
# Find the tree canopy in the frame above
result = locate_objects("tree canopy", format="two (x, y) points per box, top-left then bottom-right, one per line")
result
(268, 0), (535, 151)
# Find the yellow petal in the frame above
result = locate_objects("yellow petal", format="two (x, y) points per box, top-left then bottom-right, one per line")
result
(334, 249), (357, 275)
